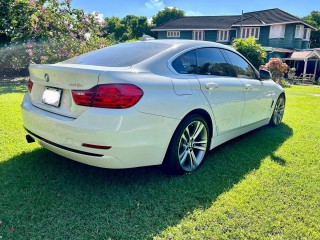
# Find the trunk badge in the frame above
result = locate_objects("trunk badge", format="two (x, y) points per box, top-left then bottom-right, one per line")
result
(44, 74), (50, 82)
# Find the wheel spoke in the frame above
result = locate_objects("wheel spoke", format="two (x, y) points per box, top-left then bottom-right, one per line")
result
(277, 114), (282, 124)
(194, 140), (207, 145)
(193, 144), (207, 151)
(181, 132), (188, 143)
(179, 149), (188, 166)
(192, 122), (204, 140)
(189, 150), (197, 169)
(184, 126), (191, 141)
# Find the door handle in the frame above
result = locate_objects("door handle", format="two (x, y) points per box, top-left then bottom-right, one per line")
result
(244, 84), (253, 91)
(205, 82), (219, 90)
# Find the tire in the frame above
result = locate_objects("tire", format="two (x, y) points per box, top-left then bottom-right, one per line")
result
(163, 114), (210, 175)
(270, 94), (285, 126)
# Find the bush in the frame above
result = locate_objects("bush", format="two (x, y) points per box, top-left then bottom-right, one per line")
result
(264, 58), (289, 82)
(232, 37), (267, 69)
(0, 0), (110, 74)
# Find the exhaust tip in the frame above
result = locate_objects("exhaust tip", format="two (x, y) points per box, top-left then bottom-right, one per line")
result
(26, 134), (35, 143)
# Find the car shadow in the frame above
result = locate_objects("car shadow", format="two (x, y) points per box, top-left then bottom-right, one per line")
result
(0, 123), (292, 239)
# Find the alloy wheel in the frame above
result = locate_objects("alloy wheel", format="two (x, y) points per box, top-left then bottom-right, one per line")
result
(178, 120), (208, 171)
(272, 97), (285, 125)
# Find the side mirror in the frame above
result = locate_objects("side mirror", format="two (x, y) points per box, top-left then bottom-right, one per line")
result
(259, 69), (271, 80)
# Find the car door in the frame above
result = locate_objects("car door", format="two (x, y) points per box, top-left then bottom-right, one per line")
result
(195, 48), (245, 135)
(223, 49), (274, 127)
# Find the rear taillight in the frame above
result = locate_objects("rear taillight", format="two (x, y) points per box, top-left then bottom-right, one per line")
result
(72, 84), (143, 109)
(28, 79), (33, 93)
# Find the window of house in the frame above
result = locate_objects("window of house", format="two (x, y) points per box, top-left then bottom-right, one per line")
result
(224, 50), (257, 79)
(172, 50), (197, 74)
(167, 31), (180, 38)
(269, 24), (286, 38)
(193, 30), (204, 41)
(195, 48), (231, 76)
(303, 28), (311, 40)
(295, 25), (304, 38)
(241, 27), (260, 39)
(217, 30), (229, 42)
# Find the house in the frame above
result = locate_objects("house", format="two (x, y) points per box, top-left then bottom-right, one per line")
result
(283, 49), (320, 82)
(152, 8), (317, 54)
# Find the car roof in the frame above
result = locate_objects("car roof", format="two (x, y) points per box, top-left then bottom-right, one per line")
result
(59, 39), (238, 70)
(140, 39), (234, 50)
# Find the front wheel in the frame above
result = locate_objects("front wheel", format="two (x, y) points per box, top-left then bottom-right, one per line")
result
(270, 94), (285, 126)
(163, 114), (210, 175)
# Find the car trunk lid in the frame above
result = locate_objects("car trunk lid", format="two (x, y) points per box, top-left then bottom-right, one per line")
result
(28, 63), (131, 118)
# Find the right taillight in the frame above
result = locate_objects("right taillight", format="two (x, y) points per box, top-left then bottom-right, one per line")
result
(28, 79), (33, 93)
(72, 84), (143, 109)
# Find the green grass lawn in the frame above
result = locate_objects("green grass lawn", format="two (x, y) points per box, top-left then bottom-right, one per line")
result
(1, 81), (320, 239)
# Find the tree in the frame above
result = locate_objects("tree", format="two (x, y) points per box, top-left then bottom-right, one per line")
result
(232, 37), (267, 69)
(104, 16), (126, 41)
(130, 16), (152, 39)
(104, 15), (152, 42)
(121, 15), (151, 39)
(152, 7), (184, 27)
(309, 31), (320, 48)
(303, 11), (320, 28)
(303, 11), (320, 48)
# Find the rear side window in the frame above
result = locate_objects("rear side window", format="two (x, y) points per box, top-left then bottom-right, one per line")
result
(172, 50), (197, 74)
(224, 50), (257, 79)
(195, 48), (231, 76)
(63, 42), (172, 67)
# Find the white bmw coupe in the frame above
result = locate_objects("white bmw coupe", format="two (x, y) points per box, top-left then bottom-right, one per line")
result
(22, 40), (285, 174)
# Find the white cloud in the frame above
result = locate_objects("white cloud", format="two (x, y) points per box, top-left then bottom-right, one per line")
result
(147, 17), (153, 24)
(185, 10), (204, 16)
(92, 11), (104, 24)
(145, 0), (165, 10)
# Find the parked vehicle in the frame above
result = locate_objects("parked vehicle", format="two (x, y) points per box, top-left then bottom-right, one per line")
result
(22, 40), (285, 174)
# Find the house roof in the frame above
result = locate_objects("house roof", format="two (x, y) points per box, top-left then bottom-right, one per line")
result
(283, 50), (320, 60)
(264, 47), (294, 53)
(153, 15), (240, 30)
(233, 8), (304, 26)
(290, 51), (313, 59)
(152, 8), (317, 31)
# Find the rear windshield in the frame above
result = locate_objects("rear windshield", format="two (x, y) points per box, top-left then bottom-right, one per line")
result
(63, 42), (172, 67)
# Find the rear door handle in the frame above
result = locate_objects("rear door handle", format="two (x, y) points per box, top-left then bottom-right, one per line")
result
(205, 82), (219, 90)
(244, 84), (253, 91)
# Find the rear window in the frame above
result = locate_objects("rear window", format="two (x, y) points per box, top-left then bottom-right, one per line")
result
(63, 42), (172, 67)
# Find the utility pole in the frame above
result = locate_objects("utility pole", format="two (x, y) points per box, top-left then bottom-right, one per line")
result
(240, 10), (243, 39)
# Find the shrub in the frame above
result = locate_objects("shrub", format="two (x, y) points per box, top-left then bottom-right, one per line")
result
(232, 37), (267, 69)
(0, 0), (110, 74)
(264, 58), (289, 82)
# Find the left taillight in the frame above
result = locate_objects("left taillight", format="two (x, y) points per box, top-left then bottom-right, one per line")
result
(27, 79), (33, 93)
(71, 84), (144, 109)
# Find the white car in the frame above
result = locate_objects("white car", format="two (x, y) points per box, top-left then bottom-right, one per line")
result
(21, 40), (285, 174)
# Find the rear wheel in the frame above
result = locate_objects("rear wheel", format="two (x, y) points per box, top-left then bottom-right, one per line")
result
(270, 94), (285, 126)
(164, 114), (210, 175)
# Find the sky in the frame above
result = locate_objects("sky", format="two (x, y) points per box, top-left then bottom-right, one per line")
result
(71, 0), (319, 20)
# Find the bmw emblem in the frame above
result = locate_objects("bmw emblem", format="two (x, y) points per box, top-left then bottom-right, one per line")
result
(44, 73), (50, 82)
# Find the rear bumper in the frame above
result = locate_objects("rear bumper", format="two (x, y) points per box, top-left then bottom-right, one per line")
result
(21, 94), (179, 169)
